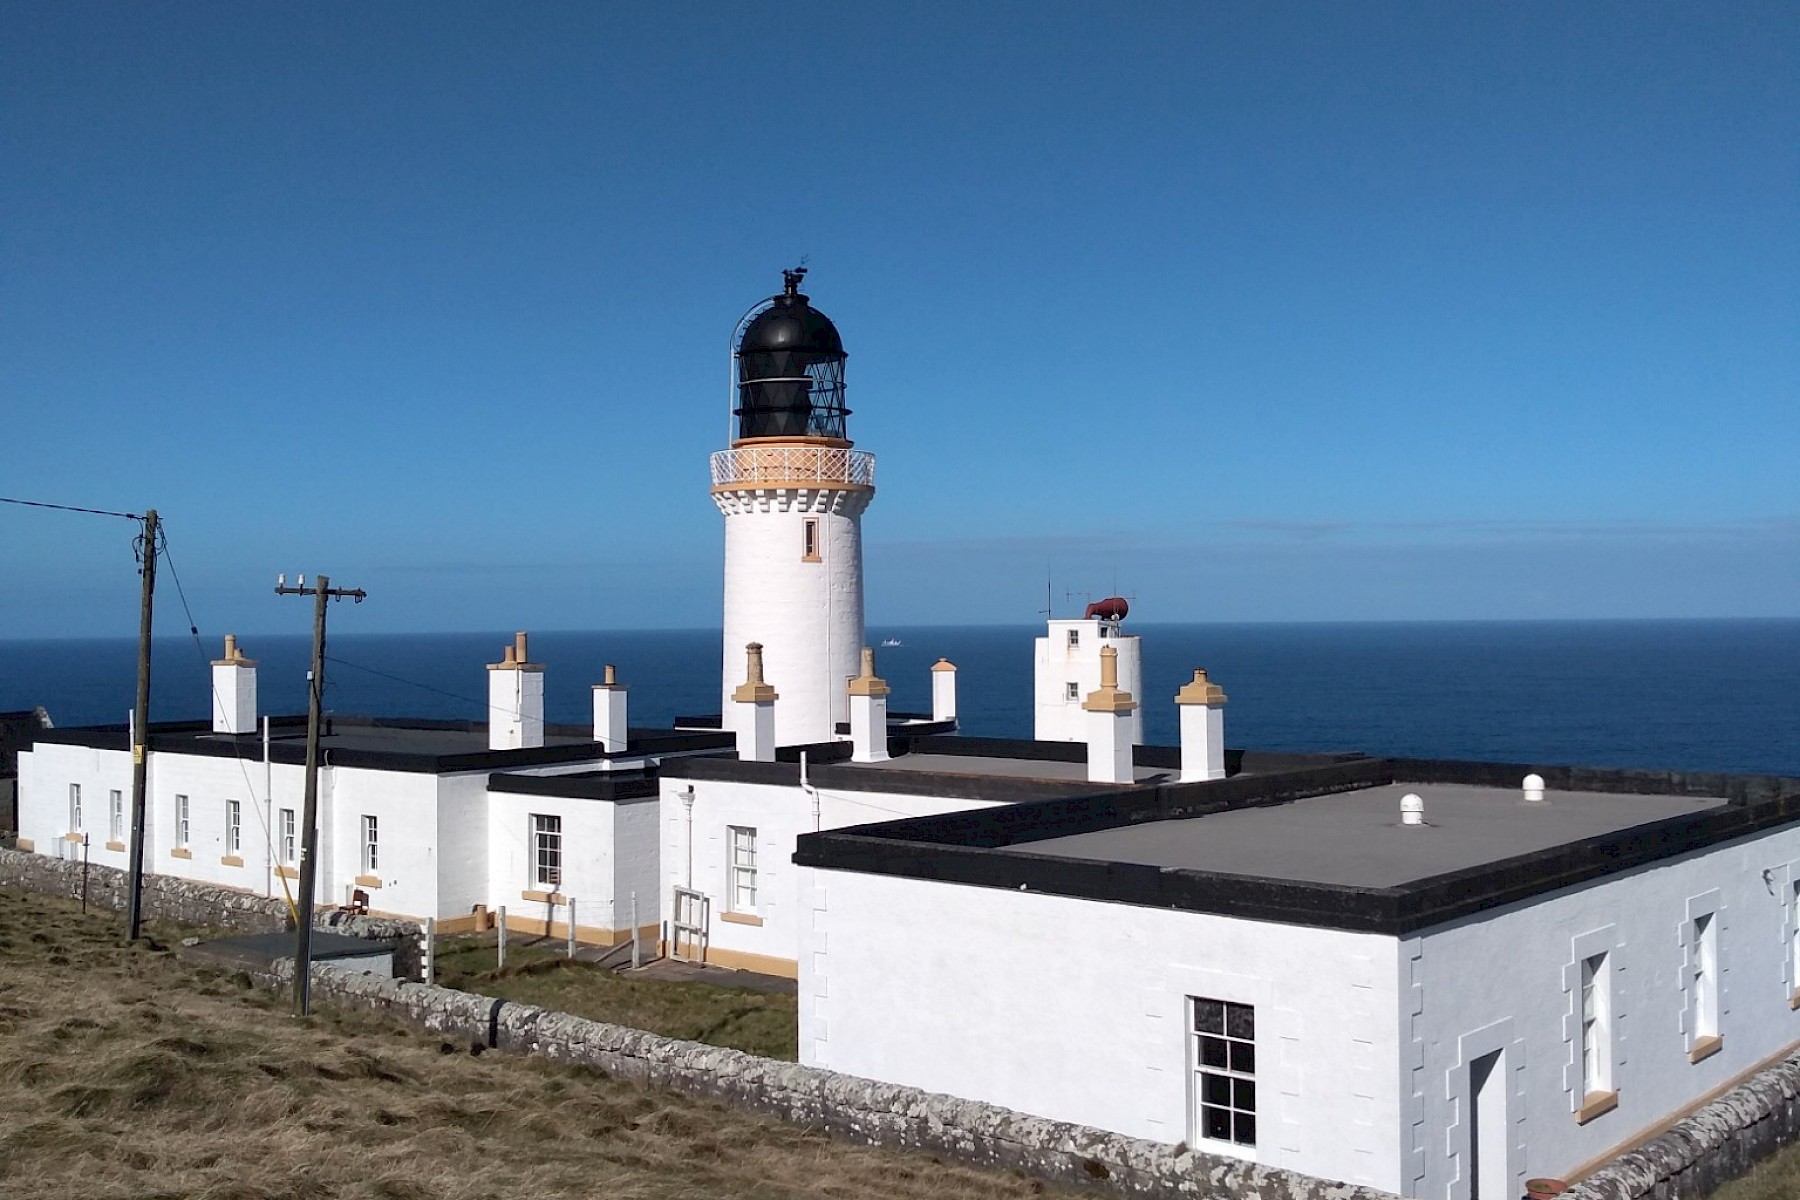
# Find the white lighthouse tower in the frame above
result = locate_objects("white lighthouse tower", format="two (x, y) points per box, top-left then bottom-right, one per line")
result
(714, 269), (874, 748)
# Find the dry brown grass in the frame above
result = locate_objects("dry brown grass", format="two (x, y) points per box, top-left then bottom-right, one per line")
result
(0, 887), (1076, 1200)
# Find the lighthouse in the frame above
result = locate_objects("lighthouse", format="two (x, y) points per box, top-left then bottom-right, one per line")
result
(714, 269), (874, 747)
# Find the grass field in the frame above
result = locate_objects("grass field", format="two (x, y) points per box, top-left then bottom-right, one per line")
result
(0, 887), (1076, 1199)
(431, 933), (798, 1059)
(1708, 1142), (1800, 1200)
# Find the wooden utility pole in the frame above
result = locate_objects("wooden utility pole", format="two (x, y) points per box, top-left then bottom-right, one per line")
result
(274, 572), (366, 1016)
(124, 509), (159, 942)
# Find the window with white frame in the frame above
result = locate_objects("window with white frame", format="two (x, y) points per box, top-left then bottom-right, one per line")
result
(1065, 681), (1080, 701)
(1692, 912), (1720, 1044)
(361, 815), (379, 875)
(225, 799), (242, 856)
(1067, 628), (1080, 648)
(801, 518), (820, 562)
(279, 808), (296, 865)
(1191, 996), (1257, 1147)
(69, 783), (82, 831)
(175, 794), (190, 848)
(531, 814), (562, 889)
(109, 789), (123, 842)
(1790, 880), (1800, 1001)
(1580, 952), (1612, 1099)
(728, 825), (758, 912)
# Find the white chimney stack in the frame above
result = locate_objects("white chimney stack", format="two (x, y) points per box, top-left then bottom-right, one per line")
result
(211, 634), (258, 734)
(592, 663), (628, 757)
(931, 657), (958, 723)
(1174, 667), (1228, 782)
(1401, 793), (1425, 826)
(1523, 773), (1546, 803)
(1083, 645), (1138, 785)
(731, 642), (778, 763)
(487, 631), (545, 750)
(848, 647), (891, 763)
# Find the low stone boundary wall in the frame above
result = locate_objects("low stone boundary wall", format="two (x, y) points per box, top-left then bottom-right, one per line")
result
(1567, 1048), (1800, 1200)
(254, 958), (1395, 1200)
(0, 846), (422, 978)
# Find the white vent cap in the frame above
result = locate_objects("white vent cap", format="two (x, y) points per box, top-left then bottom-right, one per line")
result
(1400, 792), (1425, 826)
(1523, 773), (1546, 803)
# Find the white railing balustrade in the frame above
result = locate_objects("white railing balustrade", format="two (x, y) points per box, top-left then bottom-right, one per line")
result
(710, 445), (876, 488)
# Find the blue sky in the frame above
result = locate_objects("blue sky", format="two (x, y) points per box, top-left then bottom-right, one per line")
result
(3, 2), (1795, 637)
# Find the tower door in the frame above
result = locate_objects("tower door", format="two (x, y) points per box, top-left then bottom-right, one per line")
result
(1467, 1049), (1509, 1200)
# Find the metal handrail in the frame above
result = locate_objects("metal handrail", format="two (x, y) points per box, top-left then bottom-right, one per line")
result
(710, 446), (876, 487)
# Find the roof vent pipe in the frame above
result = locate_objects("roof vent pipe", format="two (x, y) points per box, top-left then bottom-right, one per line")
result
(1522, 773), (1546, 803)
(1400, 793), (1425, 826)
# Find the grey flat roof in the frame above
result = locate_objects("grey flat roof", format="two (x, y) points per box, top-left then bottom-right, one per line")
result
(849, 752), (1172, 785)
(1019, 783), (1729, 888)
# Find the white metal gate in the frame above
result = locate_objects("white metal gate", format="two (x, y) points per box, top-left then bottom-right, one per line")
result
(670, 886), (710, 963)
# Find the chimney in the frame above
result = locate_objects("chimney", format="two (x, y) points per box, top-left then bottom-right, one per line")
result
(931, 657), (958, 723)
(1174, 667), (1228, 782)
(1401, 793), (1426, 826)
(592, 663), (628, 755)
(486, 631), (545, 750)
(1522, 773), (1546, 803)
(847, 647), (891, 763)
(211, 634), (258, 734)
(731, 642), (778, 762)
(1082, 645), (1138, 785)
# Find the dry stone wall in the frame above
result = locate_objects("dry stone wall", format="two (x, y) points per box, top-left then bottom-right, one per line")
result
(0, 846), (421, 977)
(1565, 1047), (1800, 1200)
(256, 958), (1397, 1200)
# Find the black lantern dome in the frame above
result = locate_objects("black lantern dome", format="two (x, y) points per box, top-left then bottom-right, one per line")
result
(735, 268), (850, 441)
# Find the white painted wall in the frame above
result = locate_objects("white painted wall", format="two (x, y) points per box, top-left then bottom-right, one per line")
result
(717, 485), (869, 748)
(435, 773), (491, 920)
(485, 788), (616, 930)
(325, 766), (440, 917)
(1410, 823), (1800, 1197)
(658, 775), (1006, 972)
(1034, 621), (1143, 744)
(612, 799), (662, 934)
(797, 866), (1404, 1190)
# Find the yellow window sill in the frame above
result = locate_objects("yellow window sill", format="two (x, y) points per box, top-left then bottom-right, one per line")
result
(720, 911), (764, 927)
(1576, 1090), (1618, 1124)
(220, 855), (244, 868)
(354, 874), (383, 889)
(274, 865), (299, 880)
(1690, 1035), (1723, 1064)
(1790, 987), (1800, 1011)
(14, 838), (33, 852)
(105, 840), (126, 852)
(521, 889), (566, 905)
(169, 847), (192, 860)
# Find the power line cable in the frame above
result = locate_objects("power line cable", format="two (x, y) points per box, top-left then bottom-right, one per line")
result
(324, 654), (492, 713)
(0, 495), (140, 520)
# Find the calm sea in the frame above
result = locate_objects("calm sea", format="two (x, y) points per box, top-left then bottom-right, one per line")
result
(1, 620), (1795, 777)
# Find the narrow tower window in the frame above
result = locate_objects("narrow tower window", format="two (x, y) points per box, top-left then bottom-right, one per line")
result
(1067, 628), (1080, 648)
(1691, 912), (1720, 1058)
(1580, 952), (1612, 1103)
(801, 519), (821, 562)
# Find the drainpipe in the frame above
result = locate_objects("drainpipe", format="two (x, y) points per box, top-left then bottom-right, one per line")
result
(262, 715), (272, 898)
(801, 750), (821, 831)
(682, 785), (695, 889)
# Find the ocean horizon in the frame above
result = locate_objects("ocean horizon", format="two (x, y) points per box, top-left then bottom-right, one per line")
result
(3, 617), (1796, 778)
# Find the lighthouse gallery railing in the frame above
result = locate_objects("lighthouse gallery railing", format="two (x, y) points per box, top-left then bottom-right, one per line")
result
(710, 446), (876, 488)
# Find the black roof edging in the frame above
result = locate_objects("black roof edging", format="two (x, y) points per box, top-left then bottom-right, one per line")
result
(792, 759), (1800, 936)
